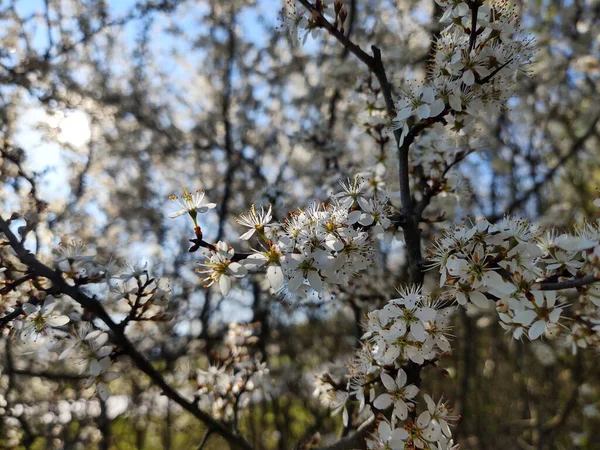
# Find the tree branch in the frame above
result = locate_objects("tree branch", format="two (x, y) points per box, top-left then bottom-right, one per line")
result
(0, 214), (253, 450)
(534, 275), (600, 291)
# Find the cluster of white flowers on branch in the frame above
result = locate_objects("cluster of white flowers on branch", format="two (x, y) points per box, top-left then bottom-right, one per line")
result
(0, 225), (173, 402)
(430, 215), (600, 347)
(1, 0), (599, 448)
(271, 1), (600, 448)
(311, 208), (600, 448)
(392, 0), (534, 145)
(195, 323), (268, 423)
(0, 215), (251, 448)
(174, 178), (400, 300)
(311, 287), (458, 449)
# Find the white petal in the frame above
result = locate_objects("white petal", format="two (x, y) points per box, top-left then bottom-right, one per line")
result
(267, 265), (284, 290)
(457, 2), (470, 16)
(429, 98), (445, 117)
(95, 333), (110, 347)
(416, 307), (437, 322)
(396, 369), (407, 387)
(463, 69), (475, 86)
(436, 335), (452, 352)
(358, 214), (374, 226)
(513, 327), (524, 340)
(395, 106), (413, 121)
(239, 229), (256, 240)
(347, 210), (361, 224)
(381, 372), (396, 391)
(416, 104), (431, 120)
(394, 400), (408, 420)
(545, 291), (557, 308)
(410, 322), (426, 342)
(307, 271), (323, 291)
(424, 394), (435, 413)
(449, 94), (462, 111)
(242, 255), (267, 268)
(420, 87), (435, 103)
(513, 310), (537, 326)
(47, 315), (70, 327)
(374, 393), (393, 410)
(228, 262), (247, 277)
(549, 308), (562, 323)
(59, 346), (75, 360)
(325, 236), (344, 252)
(528, 320), (546, 340)
(287, 273), (304, 292)
(440, 7), (453, 22)
(417, 411), (431, 428)
(408, 348), (425, 364)
(22, 303), (38, 315)
(422, 422), (442, 441)
(404, 385), (419, 399)
(470, 291), (489, 308)
(90, 359), (103, 376)
(97, 346), (112, 358)
(391, 427), (409, 441)
(378, 421), (392, 439)
(97, 383), (111, 401)
(168, 209), (187, 218)
(219, 275), (231, 296)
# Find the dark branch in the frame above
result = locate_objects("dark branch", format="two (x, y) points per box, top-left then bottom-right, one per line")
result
(534, 275), (600, 291)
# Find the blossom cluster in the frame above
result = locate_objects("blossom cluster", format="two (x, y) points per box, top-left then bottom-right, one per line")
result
(392, 0), (534, 144)
(174, 176), (399, 299)
(195, 323), (268, 421)
(365, 287), (452, 366)
(307, 212), (600, 447)
(430, 214), (600, 348)
(312, 286), (458, 449)
(54, 240), (112, 284)
(3, 240), (172, 402)
(281, 0), (348, 47)
(368, 393), (458, 450)
(60, 324), (118, 400)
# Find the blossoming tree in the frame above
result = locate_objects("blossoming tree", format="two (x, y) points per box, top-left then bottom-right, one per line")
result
(1, 0), (600, 449)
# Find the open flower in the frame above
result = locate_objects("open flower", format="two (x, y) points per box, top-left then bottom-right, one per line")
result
(85, 357), (119, 401)
(367, 420), (409, 450)
(16, 296), (70, 341)
(419, 394), (458, 439)
(512, 291), (564, 340)
(168, 189), (216, 223)
(235, 204), (273, 240)
(392, 85), (445, 146)
(336, 177), (370, 208)
(54, 240), (95, 271)
(373, 369), (419, 420)
(197, 241), (247, 296)
(243, 244), (285, 292)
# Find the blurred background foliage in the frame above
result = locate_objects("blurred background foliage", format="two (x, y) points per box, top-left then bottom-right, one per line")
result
(0, 0), (599, 449)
